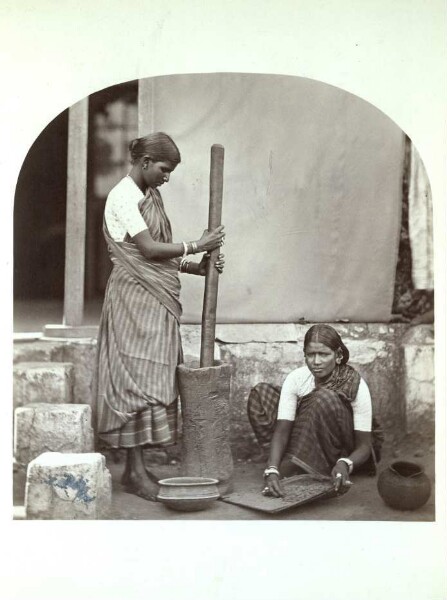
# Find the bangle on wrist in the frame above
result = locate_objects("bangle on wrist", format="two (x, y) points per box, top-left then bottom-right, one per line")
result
(181, 241), (188, 259)
(336, 458), (354, 474)
(179, 258), (190, 273)
(263, 466), (280, 478)
(190, 241), (198, 254)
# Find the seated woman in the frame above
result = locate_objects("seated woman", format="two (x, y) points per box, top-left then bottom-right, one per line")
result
(247, 324), (376, 497)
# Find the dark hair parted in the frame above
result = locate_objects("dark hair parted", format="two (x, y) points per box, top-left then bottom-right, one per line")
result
(129, 132), (181, 166)
(304, 324), (350, 364)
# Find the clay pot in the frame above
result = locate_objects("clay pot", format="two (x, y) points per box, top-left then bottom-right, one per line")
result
(157, 476), (220, 512)
(377, 461), (431, 511)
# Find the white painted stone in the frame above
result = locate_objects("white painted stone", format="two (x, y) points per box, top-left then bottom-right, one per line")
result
(403, 344), (435, 434)
(14, 404), (94, 465)
(13, 362), (74, 409)
(25, 452), (111, 520)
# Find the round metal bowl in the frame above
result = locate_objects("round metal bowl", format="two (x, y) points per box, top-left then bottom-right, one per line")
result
(157, 476), (220, 512)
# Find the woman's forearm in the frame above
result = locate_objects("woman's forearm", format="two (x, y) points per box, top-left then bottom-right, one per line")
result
(345, 430), (372, 469)
(347, 443), (371, 468)
(137, 239), (188, 261)
(133, 225), (224, 261)
(267, 420), (293, 467)
(332, 431), (372, 492)
(143, 241), (185, 261)
(133, 230), (203, 261)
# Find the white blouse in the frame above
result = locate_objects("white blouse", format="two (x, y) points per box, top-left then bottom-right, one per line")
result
(277, 365), (372, 431)
(104, 176), (148, 242)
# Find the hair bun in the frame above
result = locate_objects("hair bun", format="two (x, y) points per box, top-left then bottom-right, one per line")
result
(129, 138), (139, 152)
(128, 132), (181, 166)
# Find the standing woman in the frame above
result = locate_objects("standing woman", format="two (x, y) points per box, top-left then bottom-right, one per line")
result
(248, 324), (379, 497)
(95, 132), (225, 501)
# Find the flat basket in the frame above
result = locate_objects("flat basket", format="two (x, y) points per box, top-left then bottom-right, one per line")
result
(220, 473), (338, 514)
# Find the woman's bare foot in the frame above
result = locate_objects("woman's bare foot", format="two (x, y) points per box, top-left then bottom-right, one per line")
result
(125, 470), (159, 501)
(122, 446), (159, 501)
(121, 466), (159, 486)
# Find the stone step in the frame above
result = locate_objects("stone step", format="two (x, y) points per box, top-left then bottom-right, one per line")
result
(14, 403), (94, 466)
(25, 452), (111, 520)
(13, 362), (74, 409)
(13, 338), (98, 407)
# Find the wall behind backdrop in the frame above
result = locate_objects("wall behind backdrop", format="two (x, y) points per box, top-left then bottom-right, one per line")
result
(139, 73), (404, 323)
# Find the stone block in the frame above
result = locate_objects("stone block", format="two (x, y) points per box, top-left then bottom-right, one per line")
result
(25, 452), (111, 520)
(350, 344), (403, 444)
(14, 338), (98, 407)
(50, 339), (98, 407)
(13, 340), (59, 365)
(14, 404), (94, 465)
(13, 362), (74, 409)
(402, 340), (435, 436)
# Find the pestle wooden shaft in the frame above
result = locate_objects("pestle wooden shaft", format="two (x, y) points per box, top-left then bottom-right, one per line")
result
(200, 144), (224, 367)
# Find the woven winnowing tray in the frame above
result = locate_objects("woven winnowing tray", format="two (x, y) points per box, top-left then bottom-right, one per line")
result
(220, 473), (338, 514)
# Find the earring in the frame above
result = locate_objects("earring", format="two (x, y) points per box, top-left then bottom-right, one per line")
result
(336, 358), (341, 364)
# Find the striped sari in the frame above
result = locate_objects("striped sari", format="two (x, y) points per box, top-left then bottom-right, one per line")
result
(95, 188), (183, 448)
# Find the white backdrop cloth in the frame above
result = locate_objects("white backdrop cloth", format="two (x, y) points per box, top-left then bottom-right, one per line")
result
(139, 74), (404, 323)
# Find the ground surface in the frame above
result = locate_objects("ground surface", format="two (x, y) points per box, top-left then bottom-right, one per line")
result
(13, 438), (435, 521)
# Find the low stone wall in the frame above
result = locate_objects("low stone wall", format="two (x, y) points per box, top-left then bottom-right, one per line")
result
(13, 323), (435, 459)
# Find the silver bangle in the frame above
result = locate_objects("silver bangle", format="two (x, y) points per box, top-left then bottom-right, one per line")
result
(336, 458), (354, 474)
(179, 258), (190, 273)
(263, 466), (280, 478)
(181, 241), (188, 259)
